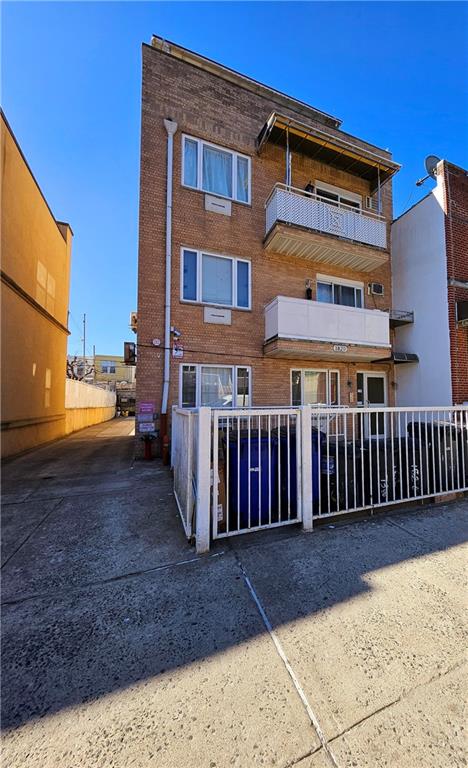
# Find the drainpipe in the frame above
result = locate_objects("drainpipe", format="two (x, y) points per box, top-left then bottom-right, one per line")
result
(160, 118), (178, 460)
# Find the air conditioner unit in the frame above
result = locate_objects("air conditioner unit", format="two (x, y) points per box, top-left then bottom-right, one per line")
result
(368, 282), (384, 296)
(365, 195), (379, 211)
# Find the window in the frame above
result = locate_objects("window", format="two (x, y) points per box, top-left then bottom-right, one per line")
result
(291, 369), (339, 406)
(316, 276), (363, 309)
(182, 135), (251, 204)
(181, 248), (250, 309)
(101, 361), (116, 374)
(181, 365), (251, 408)
(314, 181), (362, 211)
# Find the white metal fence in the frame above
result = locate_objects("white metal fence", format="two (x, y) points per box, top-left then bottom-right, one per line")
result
(171, 408), (197, 538)
(171, 405), (468, 552)
(211, 409), (301, 539)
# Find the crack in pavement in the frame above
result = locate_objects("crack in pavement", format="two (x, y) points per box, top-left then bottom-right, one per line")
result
(1, 550), (227, 608)
(326, 656), (467, 747)
(1, 497), (65, 571)
(235, 552), (339, 768)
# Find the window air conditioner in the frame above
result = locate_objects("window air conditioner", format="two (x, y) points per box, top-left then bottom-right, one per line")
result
(365, 195), (379, 211)
(368, 282), (384, 296)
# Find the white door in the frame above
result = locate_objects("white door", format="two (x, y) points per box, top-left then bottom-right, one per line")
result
(358, 373), (387, 437)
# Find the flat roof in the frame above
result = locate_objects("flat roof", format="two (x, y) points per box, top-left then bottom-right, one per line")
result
(149, 36), (342, 130)
(1, 110), (72, 240)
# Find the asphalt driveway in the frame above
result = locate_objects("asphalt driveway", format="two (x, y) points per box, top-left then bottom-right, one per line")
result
(2, 418), (467, 767)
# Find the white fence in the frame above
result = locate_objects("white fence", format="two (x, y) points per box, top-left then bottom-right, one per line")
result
(171, 405), (468, 552)
(171, 408), (198, 538)
(265, 184), (387, 249)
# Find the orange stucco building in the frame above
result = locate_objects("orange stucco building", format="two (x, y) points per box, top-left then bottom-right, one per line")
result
(1, 111), (73, 457)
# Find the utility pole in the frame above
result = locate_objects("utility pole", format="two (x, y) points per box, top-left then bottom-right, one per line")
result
(82, 313), (86, 361)
(93, 344), (96, 383)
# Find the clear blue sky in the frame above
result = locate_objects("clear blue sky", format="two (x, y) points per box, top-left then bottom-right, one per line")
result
(2, 2), (467, 356)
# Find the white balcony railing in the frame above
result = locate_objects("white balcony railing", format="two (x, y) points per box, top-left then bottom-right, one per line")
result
(265, 184), (387, 249)
(265, 296), (390, 347)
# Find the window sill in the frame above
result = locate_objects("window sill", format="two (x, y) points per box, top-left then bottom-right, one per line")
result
(181, 184), (252, 208)
(179, 299), (252, 312)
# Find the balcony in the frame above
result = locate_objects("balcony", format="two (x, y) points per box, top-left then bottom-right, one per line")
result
(264, 184), (388, 272)
(264, 296), (391, 362)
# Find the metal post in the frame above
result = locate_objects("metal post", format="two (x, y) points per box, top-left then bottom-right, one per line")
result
(285, 126), (291, 188)
(196, 407), (211, 553)
(301, 405), (313, 531)
(377, 166), (381, 215)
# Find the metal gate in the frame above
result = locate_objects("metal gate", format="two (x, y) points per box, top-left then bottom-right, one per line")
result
(211, 409), (301, 539)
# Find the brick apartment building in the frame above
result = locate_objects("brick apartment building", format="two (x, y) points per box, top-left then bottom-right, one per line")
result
(137, 37), (414, 453)
(392, 160), (468, 406)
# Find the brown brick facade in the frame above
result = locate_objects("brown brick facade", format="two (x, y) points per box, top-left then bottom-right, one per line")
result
(137, 41), (397, 454)
(441, 162), (468, 404)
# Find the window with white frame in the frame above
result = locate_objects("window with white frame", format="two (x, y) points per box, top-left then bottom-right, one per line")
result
(182, 135), (251, 204)
(316, 275), (363, 309)
(181, 364), (251, 408)
(181, 248), (250, 309)
(291, 369), (339, 407)
(101, 360), (116, 374)
(314, 181), (362, 211)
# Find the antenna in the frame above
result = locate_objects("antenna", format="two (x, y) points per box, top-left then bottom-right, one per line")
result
(416, 154), (441, 186)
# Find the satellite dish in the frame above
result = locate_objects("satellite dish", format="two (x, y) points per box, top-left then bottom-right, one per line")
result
(425, 155), (441, 179)
(416, 155), (441, 187)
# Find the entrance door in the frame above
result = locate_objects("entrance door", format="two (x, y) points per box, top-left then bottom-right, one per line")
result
(358, 373), (387, 436)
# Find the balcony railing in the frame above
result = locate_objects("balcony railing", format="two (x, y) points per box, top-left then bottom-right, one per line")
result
(265, 184), (387, 249)
(265, 296), (390, 348)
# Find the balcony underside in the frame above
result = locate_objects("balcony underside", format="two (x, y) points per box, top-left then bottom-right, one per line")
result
(264, 222), (389, 272)
(264, 336), (392, 363)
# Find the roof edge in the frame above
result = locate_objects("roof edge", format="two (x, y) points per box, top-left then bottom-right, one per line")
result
(1, 109), (71, 242)
(148, 36), (342, 130)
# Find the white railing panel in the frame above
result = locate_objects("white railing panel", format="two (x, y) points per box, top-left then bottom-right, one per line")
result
(265, 296), (390, 347)
(266, 185), (387, 249)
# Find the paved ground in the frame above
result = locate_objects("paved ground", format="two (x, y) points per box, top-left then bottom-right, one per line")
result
(2, 418), (467, 767)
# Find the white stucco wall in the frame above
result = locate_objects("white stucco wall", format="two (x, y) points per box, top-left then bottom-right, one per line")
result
(65, 379), (116, 409)
(391, 190), (451, 406)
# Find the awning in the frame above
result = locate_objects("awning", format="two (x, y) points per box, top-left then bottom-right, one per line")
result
(257, 112), (400, 193)
(373, 352), (419, 364)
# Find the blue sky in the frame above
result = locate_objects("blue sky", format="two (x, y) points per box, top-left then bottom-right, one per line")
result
(2, 2), (467, 356)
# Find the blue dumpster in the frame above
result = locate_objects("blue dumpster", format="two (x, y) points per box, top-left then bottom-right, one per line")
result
(278, 427), (322, 517)
(224, 431), (279, 530)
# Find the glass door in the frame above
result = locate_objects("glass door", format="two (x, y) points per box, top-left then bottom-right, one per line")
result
(358, 373), (387, 437)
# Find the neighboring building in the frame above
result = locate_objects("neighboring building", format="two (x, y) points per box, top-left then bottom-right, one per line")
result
(94, 354), (136, 389)
(137, 37), (412, 454)
(392, 161), (468, 406)
(94, 355), (136, 415)
(1, 112), (73, 457)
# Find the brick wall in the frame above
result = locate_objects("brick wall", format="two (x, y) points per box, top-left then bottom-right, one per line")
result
(441, 162), (468, 404)
(137, 43), (396, 453)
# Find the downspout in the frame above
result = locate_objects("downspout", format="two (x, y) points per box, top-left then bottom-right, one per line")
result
(161, 118), (178, 458)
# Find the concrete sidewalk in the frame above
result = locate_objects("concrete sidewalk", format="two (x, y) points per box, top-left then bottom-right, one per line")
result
(1, 418), (467, 767)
